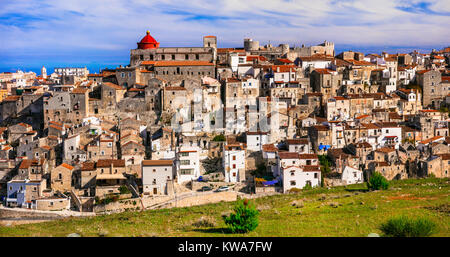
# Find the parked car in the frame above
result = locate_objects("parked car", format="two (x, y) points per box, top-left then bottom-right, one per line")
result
(215, 186), (229, 192)
(199, 186), (212, 192)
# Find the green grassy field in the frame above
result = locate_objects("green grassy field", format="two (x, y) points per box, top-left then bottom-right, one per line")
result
(1, 178), (449, 237)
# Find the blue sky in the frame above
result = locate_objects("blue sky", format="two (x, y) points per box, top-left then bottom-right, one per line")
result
(0, 0), (449, 74)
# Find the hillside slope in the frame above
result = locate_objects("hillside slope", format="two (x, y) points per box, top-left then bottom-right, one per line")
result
(0, 178), (449, 237)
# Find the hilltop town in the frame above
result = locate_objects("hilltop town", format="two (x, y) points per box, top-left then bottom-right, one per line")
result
(0, 31), (449, 213)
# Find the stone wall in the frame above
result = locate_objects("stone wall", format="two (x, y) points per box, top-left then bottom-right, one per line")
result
(35, 198), (70, 211)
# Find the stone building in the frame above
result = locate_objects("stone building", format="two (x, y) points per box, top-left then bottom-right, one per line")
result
(69, 87), (89, 124)
(310, 69), (343, 104)
(50, 163), (74, 193)
(416, 70), (443, 108)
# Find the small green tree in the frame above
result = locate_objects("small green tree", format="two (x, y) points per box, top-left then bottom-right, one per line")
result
(118, 185), (130, 194)
(212, 134), (226, 142)
(368, 172), (389, 190)
(223, 199), (259, 233)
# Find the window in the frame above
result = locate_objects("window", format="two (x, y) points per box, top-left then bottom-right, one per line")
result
(232, 155), (236, 160)
(172, 54), (175, 60)
(196, 54), (199, 60)
(291, 172), (295, 176)
(232, 164), (236, 169)
(185, 54), (189, 60)
(180, 169), (193, 175)
(162, 55), (165, 60)
(180, 160), (190, 165)
(290, 181), (296, 186)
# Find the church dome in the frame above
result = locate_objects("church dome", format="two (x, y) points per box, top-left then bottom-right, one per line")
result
(137, 30), (160, 49)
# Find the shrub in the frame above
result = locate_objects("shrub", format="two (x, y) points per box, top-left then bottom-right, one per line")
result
(119, 185), (130, 194)
(223, 199), (259, 233)
(212, 134), (226, 142)
(380, 216), (437, 237)
(288, 188), (302, 193)
(303, 183), (313, 190)
(192, 216), (217, 228)
(368, 172), (389, 190)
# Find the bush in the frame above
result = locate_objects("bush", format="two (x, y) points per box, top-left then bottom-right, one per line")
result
(380, 216), (437, 237)
(212, 134), (226, 142)
(223, 199), (259, 233)
(303, 183), (313, 190)
(288, 188), (302, 193)
(368, 172), (389, 190)
(119, 185), (130, 194)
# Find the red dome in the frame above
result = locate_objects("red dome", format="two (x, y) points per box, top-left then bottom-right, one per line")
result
(137, 30), (159, 49)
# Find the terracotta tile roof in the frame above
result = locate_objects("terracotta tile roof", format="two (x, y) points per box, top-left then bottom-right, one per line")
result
(81, 162), (95, 171)
(419, 136), (444, 145)
(376, 147), (395, 153)
(103, 82), (125, 90)
(18, 123), (32, 128)
(88, 73), (103, 77)
(272, 65), (296, 73)
(142, 160), (173, 166)
(19, 159), (39, 169)
(279, 152), (299, 159)
(376, 122), (399, 128)
(60, 163), (74, 170)
(437, 153), (450, 160)
(416, 70), (431, 74)
(354, 142), (372, 148)
(286, 138), (309, 145)
(262, 144), (278, 152)
(164, 86), (186, 91)
(277, 58), (293, 64)
(356, 114), (371, 119)
(96, 159), (125, 168)
(40, 145), (52, 151)
(247, 56), (267, 62)
(313, 125), (329, 131)
(361, 123), (379, 129)
(3, 95), (21, 102)
(49, 124), (63, 131)
(128, 88), (145, 92)
(72, 87), (88, 94)
(313, 68), (333, 74)
(299, 154), (318, 159)
(302, 165), (321, 172)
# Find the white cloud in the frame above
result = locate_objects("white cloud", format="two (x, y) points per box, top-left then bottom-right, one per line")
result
(0, 0), (449, 55)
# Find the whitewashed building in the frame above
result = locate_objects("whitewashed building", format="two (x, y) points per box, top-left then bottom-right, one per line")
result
(341, 166), (363, 185)
(223, 143), (246, 183)
(142, 160), (175, 195)
(246, 131), (268, 151)
(176, 146), (200, 184)
(280, 165), (321, 193)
